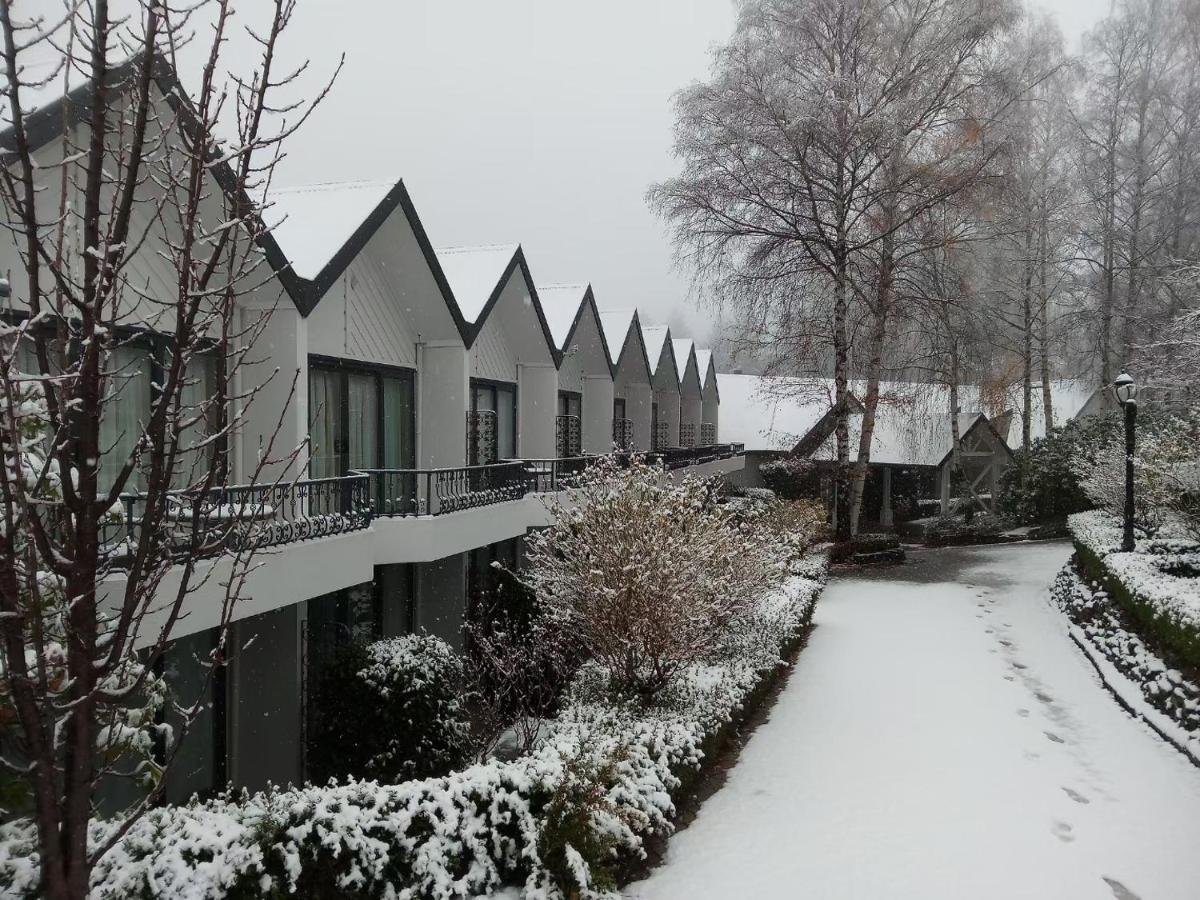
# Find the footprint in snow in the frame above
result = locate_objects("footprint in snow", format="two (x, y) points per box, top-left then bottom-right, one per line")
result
(1035, 691), (1054, 704)
(1051, 821), (1075, 843)
(1017, 708), (1030, 717)
(1044, 731), (1065, 744)
(1011, 661), (1028, 670)
(999, 638), (1015, 648)
(1004, 675), (1016, 682)
(1062, 787), (1089, 805)
(1102, 877), (1142, 900)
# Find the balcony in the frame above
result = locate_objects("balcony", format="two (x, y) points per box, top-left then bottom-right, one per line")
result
(701, 422), (717, 445)
(613, 417), (634, 451)
(653, 420), (671, 451)
(555, 414), (582, 459)
(361, 455), (604, 518)
(111, 474), (373, 563)
(107, 446), (746, 568)
(679, 422), (696, 448)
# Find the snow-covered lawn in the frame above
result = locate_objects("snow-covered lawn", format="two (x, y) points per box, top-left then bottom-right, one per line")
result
(627, 541), (1200, 900)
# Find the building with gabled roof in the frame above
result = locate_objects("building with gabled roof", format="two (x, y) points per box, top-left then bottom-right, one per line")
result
(435, 244), (560, 461)
(672, 338), (704, 447)
(642, 325), (681, 450)
(0, 55), (746, 805)
(537, 284), (615, 455)
(696, 349), (720, 444)
(597, 306), (655, 451)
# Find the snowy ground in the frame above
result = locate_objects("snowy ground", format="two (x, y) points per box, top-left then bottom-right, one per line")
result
(627, 541), (1200, 900)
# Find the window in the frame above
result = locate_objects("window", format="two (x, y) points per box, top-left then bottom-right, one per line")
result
(613, 397), (626, 421)
(98, 344), (153, 493)
(308, 359), (416, 478)
(469, 380), (517, 463)
(96, 340), (222, 495)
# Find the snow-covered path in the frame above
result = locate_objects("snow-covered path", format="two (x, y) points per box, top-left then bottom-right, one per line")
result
(628, 541), (1200, 900)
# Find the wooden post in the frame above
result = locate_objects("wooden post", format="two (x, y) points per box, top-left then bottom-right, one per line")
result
(939, 464), (951, 515)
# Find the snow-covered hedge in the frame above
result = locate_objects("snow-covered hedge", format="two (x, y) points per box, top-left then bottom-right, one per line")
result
(1068, 511), (1200, 637)
(0, 560), (827, 900)
(307, 633), (473, 785)
(1051, 563), (1200, 752)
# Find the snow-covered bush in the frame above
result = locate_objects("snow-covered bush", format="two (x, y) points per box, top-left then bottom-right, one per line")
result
(524, 457), (786, 699)
(1073, 411), (1199, 538)
(1052, 564), (1200, 748)
(306, 633), (472, 785)
(0, 561), (828, 900)
(1069, 510), (1200, 670)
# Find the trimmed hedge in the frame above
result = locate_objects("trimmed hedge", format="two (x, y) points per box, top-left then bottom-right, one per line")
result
(1073, 540), (1200, 673)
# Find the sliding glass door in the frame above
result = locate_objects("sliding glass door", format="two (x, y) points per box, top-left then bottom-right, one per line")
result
(308, 360), (416, 477)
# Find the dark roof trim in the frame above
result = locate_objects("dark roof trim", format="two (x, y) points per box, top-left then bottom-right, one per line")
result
(273, 179), (472, 341)
(614, 310), (654, 384)
(934, 414), (1016, 468)
(557, 285), (616, 379)
(653, 326), (681, 391)
(791, 394), (866, 456)
(678, 343), (703, 394)
(0, 55), (309, 315)
(0, 57), (475, 339)
(463, 247), (562, 367)
(705, 356), (721, 403)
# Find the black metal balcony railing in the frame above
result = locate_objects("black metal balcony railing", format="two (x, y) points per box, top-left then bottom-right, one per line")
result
(103, 445), (748, 561)
(613, 417), (634, 451)
(556, 414), (582, 459)
(679, 422), (696, 448)
(645, 443), (744, 471)
(111, 474), (372, 563)
(362, 461), (531, 517)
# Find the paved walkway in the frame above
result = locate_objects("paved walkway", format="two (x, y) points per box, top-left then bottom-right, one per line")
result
(628, 541), (1200, 900)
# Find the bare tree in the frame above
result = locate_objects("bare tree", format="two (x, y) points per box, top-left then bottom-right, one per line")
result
(0, 3), (336, 897)
(651, 0), (1020, 537)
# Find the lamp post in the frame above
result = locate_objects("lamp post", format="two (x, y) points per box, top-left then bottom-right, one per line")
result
(1112, 372), (1137, 552)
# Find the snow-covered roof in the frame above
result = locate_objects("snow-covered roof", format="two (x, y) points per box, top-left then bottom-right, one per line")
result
(672, 338), (699, 390)
(434, 244), (520, 324)
(536, 283), (589, 351)
(1001, 380), (1095, 446)
(717, 374), (833, 452)
(642, 326), (672, 377)
(696, 349), (714, 385)
(267, 179), (398, 281)
(719, 374), (1015, 465)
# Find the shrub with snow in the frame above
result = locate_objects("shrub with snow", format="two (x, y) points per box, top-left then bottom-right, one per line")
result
(1069, 510), (1200, 670)
(0, 562), (827, 900)
(1052, 563), (1200, 750)
(523, 457), (787, 699)
(1073, 410), (1200, 538)
(306, 633), (472, 785)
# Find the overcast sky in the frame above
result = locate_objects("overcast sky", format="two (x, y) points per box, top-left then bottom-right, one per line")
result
(249, 0), (1104, 343)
